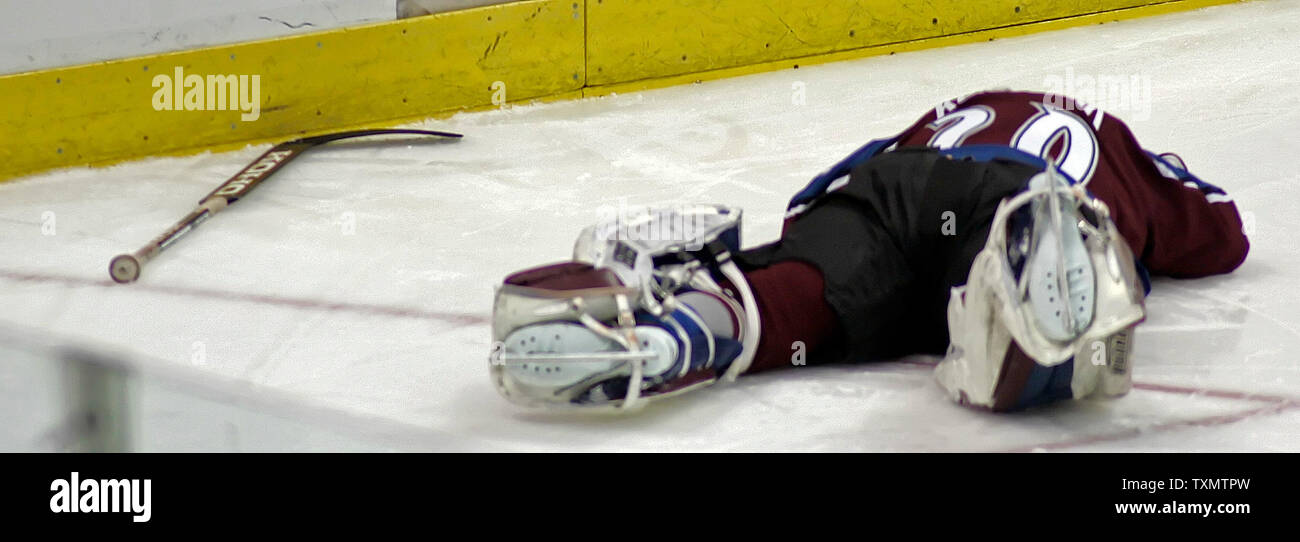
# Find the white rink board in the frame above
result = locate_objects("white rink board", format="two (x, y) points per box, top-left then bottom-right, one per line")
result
(0, 0), (395, 75)
(2, 0), (1298, 451)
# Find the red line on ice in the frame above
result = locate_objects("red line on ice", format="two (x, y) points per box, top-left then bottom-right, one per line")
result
(996, 400), (1300, 453)
(8, 269), (1294, 451)
(1131, 381), (1295, 405)
(0, 270), (488, 326)
(897, 357), (1300, 452)
(897, 357), (1298, 405)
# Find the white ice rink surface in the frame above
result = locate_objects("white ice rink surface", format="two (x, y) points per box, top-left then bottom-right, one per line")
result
(3, 0), (1299, 452)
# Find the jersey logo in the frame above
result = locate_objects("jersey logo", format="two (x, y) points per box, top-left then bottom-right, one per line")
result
(927, 106), (995, 149)
(925, 102), (1100, 185)
(1010, 103), (1100, 186)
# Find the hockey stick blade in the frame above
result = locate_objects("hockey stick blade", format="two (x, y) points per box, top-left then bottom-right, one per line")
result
(109, 128), (462, 283)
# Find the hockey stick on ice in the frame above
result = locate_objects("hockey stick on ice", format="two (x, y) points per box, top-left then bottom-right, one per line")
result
(108, 128), (462, 283)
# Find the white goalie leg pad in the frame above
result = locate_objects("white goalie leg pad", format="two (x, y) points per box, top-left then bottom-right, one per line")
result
(935, 281), (1009, 408)
(490, 204), (760, 409)
(571, 204), (760, 379)
(1023, 173), (1097, 342)
(497, 320), (680, 405)
(1067, 325), (1136, 400)
(935, 167), (1146, 411)
(491, 266), (718, 409)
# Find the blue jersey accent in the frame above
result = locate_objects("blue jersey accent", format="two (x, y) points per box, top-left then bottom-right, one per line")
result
(789, 141), (1083, 211)
(936, 144), (1052, 175)
(1146, 151), (1227, 195)
(788, 136), (899, 209)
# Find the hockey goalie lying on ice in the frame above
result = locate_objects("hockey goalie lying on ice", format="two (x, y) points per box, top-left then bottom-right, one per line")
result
(488, 90), (1250, 412)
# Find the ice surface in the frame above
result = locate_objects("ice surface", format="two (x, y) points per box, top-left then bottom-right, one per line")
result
(2, 0), (1298, 451)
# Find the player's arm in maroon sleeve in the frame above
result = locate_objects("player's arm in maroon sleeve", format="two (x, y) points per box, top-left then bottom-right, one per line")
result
(1122, 150), (1250, 278)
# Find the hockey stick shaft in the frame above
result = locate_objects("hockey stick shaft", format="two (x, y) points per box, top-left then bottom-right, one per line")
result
(108, 199), (225, 284)
(109, 129), (461, 283)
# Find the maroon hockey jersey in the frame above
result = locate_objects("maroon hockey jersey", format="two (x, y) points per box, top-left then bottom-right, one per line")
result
(891, 91), (1249, 277)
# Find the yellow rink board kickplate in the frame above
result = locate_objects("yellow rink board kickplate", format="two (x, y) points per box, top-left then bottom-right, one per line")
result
(0, 0), (1241, 182)
(0, 0), (585, 181)
(587, 0), (1162, 86)
(582, 0), (1244, 97)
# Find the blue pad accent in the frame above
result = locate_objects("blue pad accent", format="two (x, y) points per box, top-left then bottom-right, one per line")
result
(1135, 261), (1152, 295)
(711, 337), (744, 375)
(633, 305), (730, 379)
(1012, 359), (1076, 411)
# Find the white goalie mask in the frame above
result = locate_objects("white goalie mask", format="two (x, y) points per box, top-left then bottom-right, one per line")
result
(938, 168), (1146, 408)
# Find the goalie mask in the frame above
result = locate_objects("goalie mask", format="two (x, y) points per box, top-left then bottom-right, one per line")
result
(936, 168), (1146, 410)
